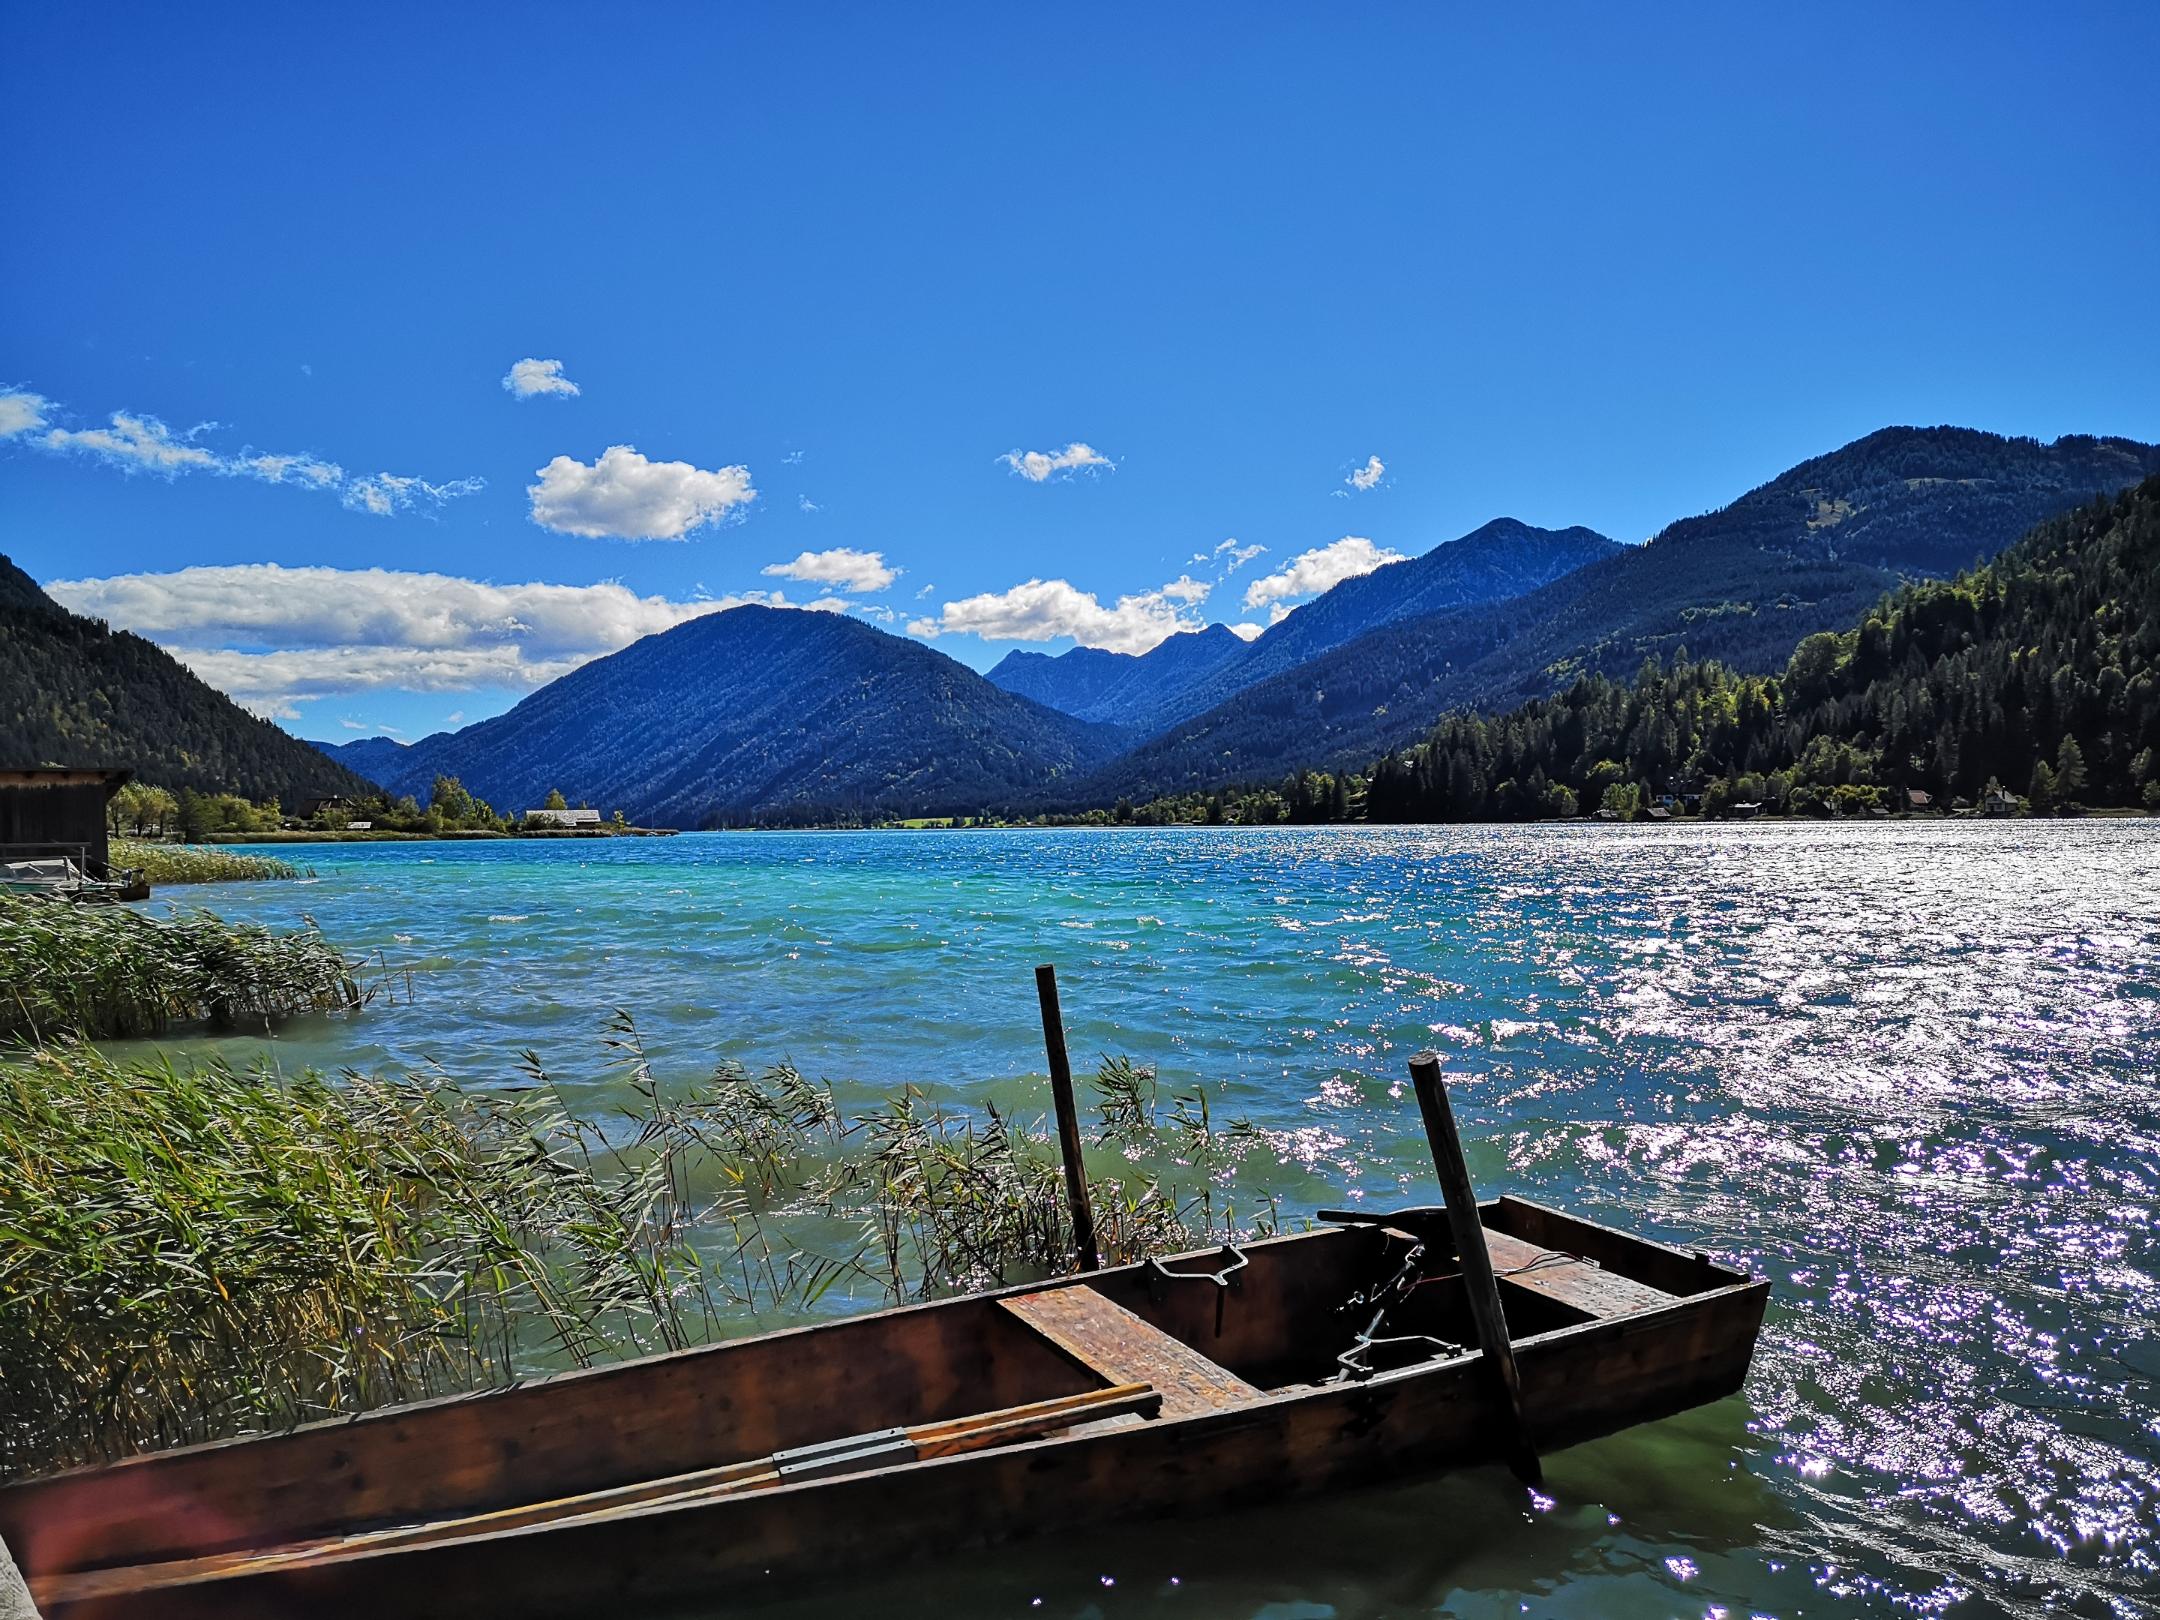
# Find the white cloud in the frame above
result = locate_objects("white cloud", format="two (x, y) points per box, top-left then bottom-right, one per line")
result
(1226, 622), (1264, 641)
(528, 445), (755, 540)
(761, 547), (897, 594)
(908, 574), (1212, 656)
(46, 564), (808, 713)
(1345, 454), (1385, 493)
(343, 472), (486, 517)
(502, 358), (581, 399)
(1242, 536), (1407, 611)
(999, 442), (1114, 483)
(0, 390), (51, 438)
(3, 387), (481, 516)
(240, 452), (345, 488)
(798, 495), (819, 513)
(43, 411), (220, 474)
(782, 449), (805, 465)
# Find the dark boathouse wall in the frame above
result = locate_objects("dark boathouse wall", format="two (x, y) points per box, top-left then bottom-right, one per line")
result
(0, 770), (128, 868)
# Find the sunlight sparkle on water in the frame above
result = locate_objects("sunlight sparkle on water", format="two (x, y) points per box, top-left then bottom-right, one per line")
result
(142, 821), (2160, 1619)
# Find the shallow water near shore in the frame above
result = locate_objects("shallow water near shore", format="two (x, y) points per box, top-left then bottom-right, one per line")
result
(114, 822), (2160, 1618)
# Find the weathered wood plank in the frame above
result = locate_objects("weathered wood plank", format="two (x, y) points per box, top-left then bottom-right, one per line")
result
(1000, 1287), (1259, 1417)
(1485, 1230), (1676, 1320)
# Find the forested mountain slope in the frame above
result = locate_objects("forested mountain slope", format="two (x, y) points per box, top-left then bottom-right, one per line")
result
(1060, 428), (2160, 803)
(0, 553), (371, 804)
(374, 605), (1126, 825)
(1367, 475), (2160, 817)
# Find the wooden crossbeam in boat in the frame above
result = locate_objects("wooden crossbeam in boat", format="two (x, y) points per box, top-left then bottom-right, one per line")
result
(1000, 1286), (1260, 1417)
(1484, 1230), (1675, 1320)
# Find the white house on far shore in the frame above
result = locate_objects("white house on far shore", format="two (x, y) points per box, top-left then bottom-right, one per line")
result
(524, 807), (602, 828)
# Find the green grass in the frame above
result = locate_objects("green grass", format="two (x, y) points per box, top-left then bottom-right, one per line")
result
(111, 839), (307, 884)
(0, 890), (361, 1043)
(0, 1019), (1278, 1478)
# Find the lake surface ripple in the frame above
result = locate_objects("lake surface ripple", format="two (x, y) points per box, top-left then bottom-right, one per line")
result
(144, 823), (2160, 1619)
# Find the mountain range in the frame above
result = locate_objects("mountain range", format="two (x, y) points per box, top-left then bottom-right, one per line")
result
(17, 425), (2160, 825)
(1055, 427), (2160, 803)
(986, 519), (1623, 735)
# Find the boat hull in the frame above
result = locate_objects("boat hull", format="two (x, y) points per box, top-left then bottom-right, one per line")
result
(3, 1199), (1768, 1618)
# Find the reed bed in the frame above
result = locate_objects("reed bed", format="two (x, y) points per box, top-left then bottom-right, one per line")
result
(0, 1015), (1277, 1478)
(0, 891), (361, 1042)
(110, 840), (307, 884)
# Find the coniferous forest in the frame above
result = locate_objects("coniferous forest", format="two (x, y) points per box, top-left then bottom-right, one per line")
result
(1364, 476), (2160, 821)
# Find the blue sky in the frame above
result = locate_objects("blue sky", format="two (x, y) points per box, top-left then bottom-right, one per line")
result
(4, 3), (2156, 745)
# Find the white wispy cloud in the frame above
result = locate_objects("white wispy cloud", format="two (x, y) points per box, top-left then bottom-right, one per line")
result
(908, 574), (1211, 655)
(0, 389), (53, 438)
(1344, 454), (1385, 493)
(502, 358), (581, 399)
(44, 411), (221, 473)
(1187, 536), (1268, 578)
(343, 472), (487, 517)
(761, 547), (897, 594)
(798, 495), (820, 513)
(528, 445), (755, 540)
(2, 387), (482, 517)
(240, 452), (344, 488)
(1242, 536), (1407, 611)
(998, 442), (1114, 483)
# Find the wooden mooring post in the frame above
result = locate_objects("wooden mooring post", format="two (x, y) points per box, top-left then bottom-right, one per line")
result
(1407, 1050), (1542, 1485)
(1034, 964), (1102, 1272)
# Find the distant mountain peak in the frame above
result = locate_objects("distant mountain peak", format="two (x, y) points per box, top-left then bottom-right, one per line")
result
(359, 600), (1126, 826)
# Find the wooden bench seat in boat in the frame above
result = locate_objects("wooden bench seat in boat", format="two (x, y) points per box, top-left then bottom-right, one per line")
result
(1485, 1229), (1675, 1320)
(1000, 1286), (1261, 1417)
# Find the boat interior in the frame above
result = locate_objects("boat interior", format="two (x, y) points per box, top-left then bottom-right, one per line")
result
(8, 1196), (1752, 1609)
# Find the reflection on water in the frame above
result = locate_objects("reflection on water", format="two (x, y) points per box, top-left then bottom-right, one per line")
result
(124, 823), (2160, 1618)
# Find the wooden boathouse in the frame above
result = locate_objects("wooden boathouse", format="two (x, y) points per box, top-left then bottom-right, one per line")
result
(0, 767), (131, 872)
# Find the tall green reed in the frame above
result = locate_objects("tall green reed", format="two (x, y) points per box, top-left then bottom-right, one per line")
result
(0, 1014), (1279, 1479)
(109, 840), (308, 884)
(0, 891), (360, 1043)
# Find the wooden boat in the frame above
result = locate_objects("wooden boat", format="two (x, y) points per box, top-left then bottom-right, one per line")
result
(0, 1193), (1766, 1619)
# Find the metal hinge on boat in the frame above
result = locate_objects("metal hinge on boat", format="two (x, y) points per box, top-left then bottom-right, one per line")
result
(771, 1427), (916, 1482)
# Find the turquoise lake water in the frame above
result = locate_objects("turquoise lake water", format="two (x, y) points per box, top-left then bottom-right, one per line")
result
(123, 823), (2160, 1619)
